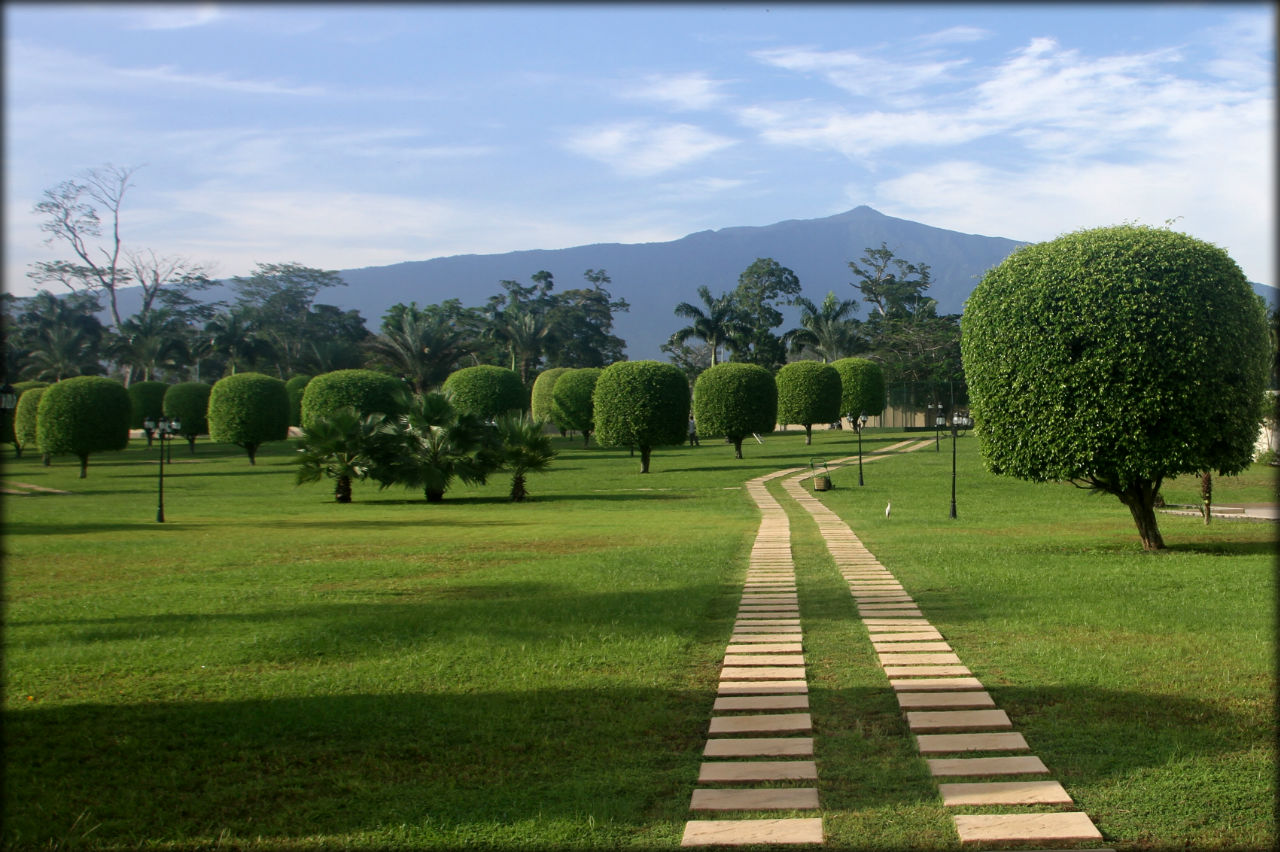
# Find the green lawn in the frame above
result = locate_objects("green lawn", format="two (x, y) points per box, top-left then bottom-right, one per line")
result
(2, 428), (1275, 849)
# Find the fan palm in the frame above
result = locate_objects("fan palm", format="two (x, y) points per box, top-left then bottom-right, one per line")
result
(494, 412), (558, 502)
(379, 391), (497, 503)
(364, 312), (472, 393)
(294, 406), (390, 503)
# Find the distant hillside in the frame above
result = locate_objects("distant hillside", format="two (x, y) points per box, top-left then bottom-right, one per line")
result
(102, 206), (1276, 361)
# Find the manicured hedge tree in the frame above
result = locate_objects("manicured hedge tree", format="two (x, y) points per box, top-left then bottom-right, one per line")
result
(285, 375), (312, 427)
(593, 360), (689, 473)
(776, 360), (842, 445)
(692, 362), (778, 459)
(442, 365), (525, 421)
(35, 376), (131, 478)
(530, 367), (571, 428)
(208, 372), (290, 465)
(551, 367), (603, 447)
(5, 381), (48, 456)
(127, 381), (168, 436)
(14, 385), (48, 461)
(300, 369), (404, 430)
(962, 224), (1271, 551)
(832, 357), (886, 423)
(163, 382), (213, 454)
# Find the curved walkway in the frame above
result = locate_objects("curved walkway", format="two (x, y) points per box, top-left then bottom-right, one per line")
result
(683, 444), (1110, 848)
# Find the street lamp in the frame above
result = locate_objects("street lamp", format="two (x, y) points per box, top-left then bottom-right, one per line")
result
(949, 413), (972, 519)
(143, 415), (181, 522)
(930, 404), (945, 451)
(856, 411), (868, 486)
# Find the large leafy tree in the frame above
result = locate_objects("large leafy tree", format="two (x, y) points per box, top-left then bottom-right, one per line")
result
(727, 257), (802, 369)
(775, 360), (842, 445)
(962, 224), (1270, 551)
(551, 367), (603, 447)
(230, 262), (355, 378)
(10, 291), (107, 382)
(207, 372), (290, 465)
(36, 375), (131, 478)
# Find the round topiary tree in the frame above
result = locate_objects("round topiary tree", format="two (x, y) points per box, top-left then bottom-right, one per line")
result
(776, 360), (842, 445)
(832, 357), (886, 424)
(285, 374), (312, 427)
(593, 360), (689, 473)
(14, 385), (48, 462)
(530, 367), (571, 427)
(962, 224), (1271, 551)
(300, 369), (404, 430)
(36, 376), (131, 478)
(551, 367), (603, 447)
(442, 365), (525, 421)
(208, 372), (290, 464)
(127, 380), (168, 446)
(692, 362), (778, 459)
(163, 381), (213, 454)
(7, 381), (48, 458)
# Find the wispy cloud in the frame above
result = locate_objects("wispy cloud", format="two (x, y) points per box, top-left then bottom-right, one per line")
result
(752, 45), (969, 103)
(621, 72), (732, 110)
(121, 3), (224, 31)
(563, 121), (737, 177)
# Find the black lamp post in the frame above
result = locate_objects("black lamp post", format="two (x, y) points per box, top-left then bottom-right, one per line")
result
(855, 411), (868, 486)
(1, 383), (16, 456)
(949, 413), (972, 519)
(144, 415), (181, 522)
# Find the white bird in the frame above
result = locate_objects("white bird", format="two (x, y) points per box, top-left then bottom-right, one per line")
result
(885, 501), (892, 518)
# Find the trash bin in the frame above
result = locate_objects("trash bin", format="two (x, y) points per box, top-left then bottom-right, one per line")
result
(814, 475), (831, 491)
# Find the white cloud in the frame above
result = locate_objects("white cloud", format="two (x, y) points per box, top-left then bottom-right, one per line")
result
(123, 3), (223, 31)
(563, 121), (737, 177)
(911, 26), (991, 47)
(752, 45), (968, 103)
(622, 72), (731, 110)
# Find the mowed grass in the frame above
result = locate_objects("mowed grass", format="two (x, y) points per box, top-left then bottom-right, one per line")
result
(2, 427), (1276, 849)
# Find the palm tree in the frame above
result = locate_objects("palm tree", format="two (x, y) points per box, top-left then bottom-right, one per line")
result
(364, 312), (472, 393)
(206, 308), (274, 376)
(110, 309), (190, 383)
(784, 292), (864, 362)
(21, 324), (104, 381)
(669, 286), (745, 366)
(487, 308), (552, 385)
(378, 391), (497, 503)
(495, 412), (558, 502)
(294, 406), (390, 503)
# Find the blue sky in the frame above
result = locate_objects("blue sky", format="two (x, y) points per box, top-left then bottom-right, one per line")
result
(5, 2), (1274, 301)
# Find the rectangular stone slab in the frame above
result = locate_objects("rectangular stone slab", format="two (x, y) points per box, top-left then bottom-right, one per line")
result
(733, 624), (802, 633)
(884, 665), (972, 677)
(718, 681), (808, 695)
(724, 654), (806, 666)
(908, 709), (1011, 731)
(730, 634), (805, 643)
(734, 618), (801, 624)
(721, 666), (807, 680)
(871, 632), (943, 642)
(862, 618), (930, 626)
(689, 788), (819, 811)
(726, 643), (803, 654)
(897, 691), (995, 709)
(880, 653), (961, 665)
(951, 812), (1102, 843)
(928, 755), (1049, 776)
(681, 817), (824, 846)
(915, 732), (1029, 753)
(704, 737), (814, 757)
(874, 642), (953, 653)
(714, 695), (810, 711)
(891, 677), (985, 691)
(738, 606), (800, 613)
(708, 713), (812, 734)
(939, 780), (1073, 806)
(867, 624), (938, 633)
(698, 760), (818, 782)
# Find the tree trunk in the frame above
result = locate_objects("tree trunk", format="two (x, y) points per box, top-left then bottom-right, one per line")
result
(42, 453), (51, 467)
(733, 437), (743, 459)
(639, 445), (651, 473)
(13, 445), (22, 459)
(77, 453), (89, 479)
(425, 488), (445, 503)
(1117, 480), (1165, 551)
(804, 425), (812, 445)
(246, 443), (258, 465)
(582, 430), (590, 447)
(187, 436), (197, 454)
(511, 472), (527, 502)
(1200, 471), (1212, 525)
(335, 475), (352, 504)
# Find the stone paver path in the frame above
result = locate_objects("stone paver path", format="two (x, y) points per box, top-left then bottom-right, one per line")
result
(682, 468), (824, 847)
(777, 459), (1108, 850)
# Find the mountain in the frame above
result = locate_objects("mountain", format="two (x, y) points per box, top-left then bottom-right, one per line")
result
(100, 206), (1276, 361)
(333, 205), (1026, 361)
